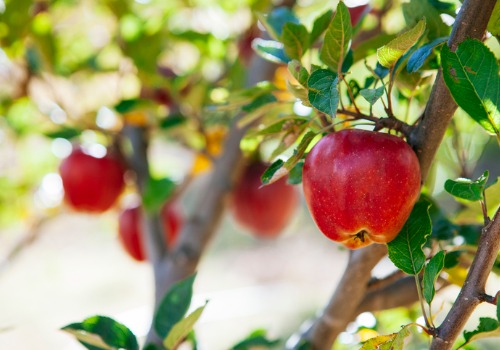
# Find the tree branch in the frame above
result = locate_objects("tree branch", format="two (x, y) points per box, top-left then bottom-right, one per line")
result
(289, 0), (496, 348)
(430, 208), (500, 349)
(409, 0), (497, 182)
(288, 244), (387, 349)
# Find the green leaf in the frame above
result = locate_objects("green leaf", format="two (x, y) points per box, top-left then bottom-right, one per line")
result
(252, 39), (290, 64)
(288, 160), (304, 185)
(387, 200), (432, 275)
(281, 23), (309, 60)
(377, 19), (426, 68)
(488, 1), (500, 36)
(462, 317), (500, 347)
(114, 99), (143, 114)
(288, 60), (310, 87)
(441, 39), (500, 136)
(154, 273), (197, 339)
(389, 326), (411, 349)
(61, 316), (139, 350)
(307, 69), (339, 117)
(159, 114), (187, 129)
(320, 2), (352, 73)
(407, 37), (448, 73)
(257, 7), (299, 41)
(261, 159), (285, 185)
(44, 127), (81, 140)
(359, 87), (385, 105)
(143, 344), (163, 350)
(283, 131), (317, 169)
(497, 298), (500, 322)
(402, 0), (449, 40)
(444, 250), (462, 269)
(142, 177), (176, 213)
(423, 250), (446, 304)
(253, 117), (308, 136)
(310, 10), (333, 45)
(242, 93), (278, 113)
(444, 171), (489, 202)
(231, 328), (280, 350)
(163, 304), (207, 350)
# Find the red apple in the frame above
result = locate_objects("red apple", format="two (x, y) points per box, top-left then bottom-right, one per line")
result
(59, 148), (126, 213)
(302, 129), (421, 249)
(348, 3), (371, 27)
(118, 203), (183, 261)
(231, 161), (299, 238)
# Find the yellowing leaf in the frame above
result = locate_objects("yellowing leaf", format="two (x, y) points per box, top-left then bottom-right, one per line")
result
(445, 265), (468, 286)
(205, 126), (227, 156)
(191, 153), (212, 175)
(124, 111), (149, 126)
(377, 19), (426, 68)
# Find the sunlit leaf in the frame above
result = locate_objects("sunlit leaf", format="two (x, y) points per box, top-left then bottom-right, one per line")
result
(488, 1), (500, 36)
(163, 304), (207, 350)
(387, 200), (432, 275)
(61, 316), (138, 350)
(444, 171), (489, 202)
(462, 317), (500, 347)
(441, 39), (500, 136)
(320, 1), (352, 73)
(377, 19), (426, 68)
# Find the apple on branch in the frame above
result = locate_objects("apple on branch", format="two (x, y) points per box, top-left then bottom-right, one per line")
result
(59, 147), (126, 213)
(231, 161), (299, 238)
(302, 129), (421, 249)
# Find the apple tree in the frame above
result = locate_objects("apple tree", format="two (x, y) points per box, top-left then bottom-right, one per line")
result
(0, 0), (499, 349)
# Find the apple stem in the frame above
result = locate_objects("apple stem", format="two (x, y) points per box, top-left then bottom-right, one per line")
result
(353, 230), (368, 243)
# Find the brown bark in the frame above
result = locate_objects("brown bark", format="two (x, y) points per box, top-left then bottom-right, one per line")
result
(430, 208), (500, 350)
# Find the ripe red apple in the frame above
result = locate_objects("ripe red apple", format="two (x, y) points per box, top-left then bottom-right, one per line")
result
(231, 161), (299, 238)
(118, 203), (183, 261)
(302, 129), (421, 249)
(59, 148), (126, 213)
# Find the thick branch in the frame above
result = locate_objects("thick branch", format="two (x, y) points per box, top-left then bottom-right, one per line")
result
(356, 276), (419, 314)
(121, 126), (167, 264)
(430, 208), (500, 350)
(291, 244), (387, 349)
(409, 0), (496, 182)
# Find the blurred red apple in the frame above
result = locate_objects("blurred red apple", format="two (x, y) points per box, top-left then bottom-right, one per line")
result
(302, 129), (421, 249)
(118, 203), (183, 261)
(348, 3), (371, 26)
(231, 161), (299, 238)
(59, 148), (125, 213)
